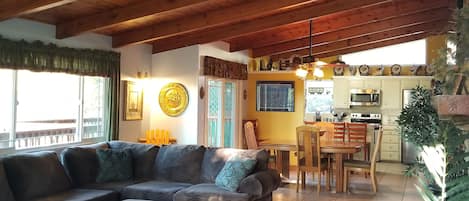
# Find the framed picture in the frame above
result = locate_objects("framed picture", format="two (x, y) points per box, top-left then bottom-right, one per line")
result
(124, 80), (143, 120)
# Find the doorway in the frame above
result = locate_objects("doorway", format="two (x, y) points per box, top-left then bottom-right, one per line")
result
(205, 78), (239, 147)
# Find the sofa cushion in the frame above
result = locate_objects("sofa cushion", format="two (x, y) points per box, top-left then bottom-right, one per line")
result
(32, 189), (119, 201)
(173, 183), (251, 201)
(82, 179), (142, 193)
(61, 142), (109, 186)
(0, 160), (15, 201)
(96, 148), (133, 183)
(3, 151), (72, 201)
(108, 141), (159, 179)
(200, 147), (269, 183)
(154, 144), (205, 184)
(122, 181), (191, 201)
(215, 156), (257, 192)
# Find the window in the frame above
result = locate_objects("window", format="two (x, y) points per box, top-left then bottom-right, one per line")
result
(0, 70), (106, 150)
(256, 81), (294, 112)
(342, 40), (426, 65)
(304, 80), (333, 114)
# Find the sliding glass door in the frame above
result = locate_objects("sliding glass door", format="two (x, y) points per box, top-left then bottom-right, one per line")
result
(206, 79), (238, 147)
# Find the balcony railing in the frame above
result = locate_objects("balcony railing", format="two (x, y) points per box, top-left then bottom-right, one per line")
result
(0, 118), (104, 150)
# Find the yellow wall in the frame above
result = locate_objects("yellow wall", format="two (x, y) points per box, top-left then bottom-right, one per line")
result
(246, 36), (447, 165)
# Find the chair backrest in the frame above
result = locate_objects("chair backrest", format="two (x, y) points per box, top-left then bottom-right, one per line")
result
(296, 125), (321, 169)
(312, 122), (334, 141)
(370, 128), (383, 172)
(244, 121), (258, 149)
(332, 122), (346, 141)
(346, 122), (367, 143)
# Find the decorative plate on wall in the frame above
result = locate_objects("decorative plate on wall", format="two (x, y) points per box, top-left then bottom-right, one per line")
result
(159, 82), (189, 117)
(359, 65), (370, 76)
(391, 64), (401, 76)
(333, 65), (344, 76)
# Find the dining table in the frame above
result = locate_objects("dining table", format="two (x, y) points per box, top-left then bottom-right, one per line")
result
(259, 141), (362, 193)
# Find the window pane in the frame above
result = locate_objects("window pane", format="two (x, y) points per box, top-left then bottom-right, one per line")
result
(15, 71), (79, 149)
(83, 76), (105, 139)
(0, 69), (14, 149)
(342, 40), (426, 65)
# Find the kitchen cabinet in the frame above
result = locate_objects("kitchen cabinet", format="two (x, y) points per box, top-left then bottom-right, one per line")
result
(333, 77), (349, 108)
(401, 79), (420, 90)
(381, 125), (401, 161)
(381, 79), (401, 109)
(365, 79), (381, 89)
(419, 78), (432, 89)
(349, 79), (364, 88)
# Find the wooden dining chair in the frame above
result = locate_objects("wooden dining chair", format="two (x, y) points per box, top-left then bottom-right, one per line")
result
(296, 125), (330, 193)
(343, 127), (383, 193)
(346, 123), (369, 161)
(332, 122), (346, 142)
(244, 121), (276, 168)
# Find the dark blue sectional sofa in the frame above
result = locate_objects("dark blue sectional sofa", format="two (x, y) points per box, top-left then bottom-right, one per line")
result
(0, 141), (280, 201)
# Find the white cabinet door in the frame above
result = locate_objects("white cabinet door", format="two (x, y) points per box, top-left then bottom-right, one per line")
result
(419, 78), (432, 89)
(349, 79), (364, 89)
(381, 79), (401, 109)
(365, 79), (382, 89)
(401, 79), (420, 90)
(333, 78), (349, 108)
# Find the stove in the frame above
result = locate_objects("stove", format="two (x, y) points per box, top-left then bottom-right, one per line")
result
(350, 113), (382, 161)
(350, 113), (382, 124)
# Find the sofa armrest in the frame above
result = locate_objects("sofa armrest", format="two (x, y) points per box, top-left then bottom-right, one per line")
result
(238, 169), (280, 198)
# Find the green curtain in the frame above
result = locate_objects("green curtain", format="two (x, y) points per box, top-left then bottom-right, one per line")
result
(0, 35), (121, 140)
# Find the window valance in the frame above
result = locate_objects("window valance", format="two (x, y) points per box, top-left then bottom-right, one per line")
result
(203, 56), (248, 80)
(0, 35), (120, 77)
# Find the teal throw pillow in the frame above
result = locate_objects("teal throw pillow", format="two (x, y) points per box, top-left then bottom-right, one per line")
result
(96, 149), (133, 183)
(215, 156), (257, 192)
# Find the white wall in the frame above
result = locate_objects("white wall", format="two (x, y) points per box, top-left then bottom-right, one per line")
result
(150, 42), (250, 145)
(118, 45), (153, 142)
(198, 42), (250, 146)
(0, 18), (152, 142)
(151, 45), (200, 144)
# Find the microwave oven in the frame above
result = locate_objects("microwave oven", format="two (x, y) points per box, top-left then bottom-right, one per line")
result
(350, 89), (380, 106)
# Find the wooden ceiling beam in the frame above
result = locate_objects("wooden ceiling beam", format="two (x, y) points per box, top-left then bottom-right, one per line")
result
(0, 0), (74, 21)
(253, 8), (451, 57)
(112, 0), (317, 47)
(56, 0), (211, 39)
(270, 20), (448, 61)
(228, 0), (453, 52)
(150, 0), (388, 53)
(315, 31), (439, 59)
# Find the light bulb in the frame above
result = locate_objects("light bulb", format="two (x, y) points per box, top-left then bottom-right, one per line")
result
(313, 67), (324, 78)
(296, 68), (308, 78)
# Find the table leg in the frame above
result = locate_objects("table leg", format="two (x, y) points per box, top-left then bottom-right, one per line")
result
(276, 150), (290, 179)
(335, 153), (344, 193)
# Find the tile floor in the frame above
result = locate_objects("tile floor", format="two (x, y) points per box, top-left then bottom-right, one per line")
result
(272, 162), (423, 201)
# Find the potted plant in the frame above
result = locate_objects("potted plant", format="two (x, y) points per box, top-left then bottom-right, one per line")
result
(432, 3), (469, 116)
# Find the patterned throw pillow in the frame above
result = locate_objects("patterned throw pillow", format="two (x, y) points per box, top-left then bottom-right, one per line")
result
(215, 156), (257, 192)
(96, 149), (133, 183)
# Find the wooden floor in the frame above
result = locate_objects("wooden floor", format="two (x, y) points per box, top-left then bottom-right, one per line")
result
(273, 162), (422, 201)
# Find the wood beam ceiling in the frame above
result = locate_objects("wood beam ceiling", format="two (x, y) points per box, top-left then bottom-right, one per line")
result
(270, 20), (448, 61)
(0, 0), (75, 21)
(112, 0), (317, 47)
(228, 0), (453, 52)
(253, 8), (451, 57)
(56, 0), (211, 39)
(315, 31), (439, 59)
(150, 0), (388, 53)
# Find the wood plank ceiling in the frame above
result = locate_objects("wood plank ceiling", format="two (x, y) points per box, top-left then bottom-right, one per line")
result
(0, 0), (455, 60)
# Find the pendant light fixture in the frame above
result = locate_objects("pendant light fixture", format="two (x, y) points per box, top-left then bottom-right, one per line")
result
(296, 19), (325, 79)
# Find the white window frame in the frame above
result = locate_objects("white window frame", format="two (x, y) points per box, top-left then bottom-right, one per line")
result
(0, 70), (107, 154)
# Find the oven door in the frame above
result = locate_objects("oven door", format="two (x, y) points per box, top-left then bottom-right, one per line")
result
(350, 89), (380, 106)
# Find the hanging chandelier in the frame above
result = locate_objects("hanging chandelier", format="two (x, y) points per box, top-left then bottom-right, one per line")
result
(295, 19), (326, 79)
